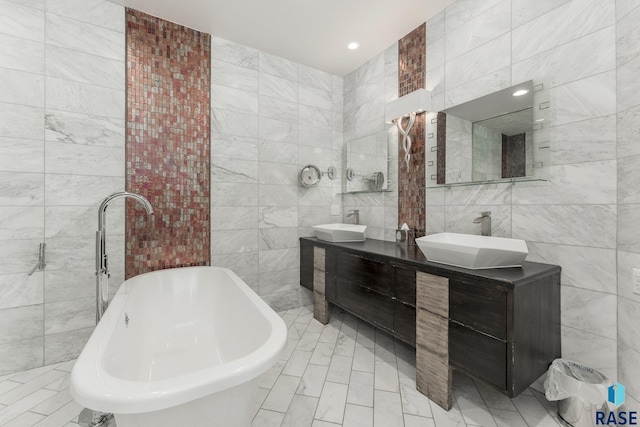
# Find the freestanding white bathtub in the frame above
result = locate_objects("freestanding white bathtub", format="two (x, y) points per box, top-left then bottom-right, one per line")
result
(70, 266), (287, 427)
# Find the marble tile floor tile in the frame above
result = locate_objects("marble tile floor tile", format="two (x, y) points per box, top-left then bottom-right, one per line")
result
(0, 306), (563, 427)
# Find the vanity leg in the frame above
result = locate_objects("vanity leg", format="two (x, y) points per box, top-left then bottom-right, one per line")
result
(415, 271), (452, 410)
(415, 307), (452, 409)
(416, 347), (452, 410)
(313, 247), (329, 324)
(314, 292), (329, 325)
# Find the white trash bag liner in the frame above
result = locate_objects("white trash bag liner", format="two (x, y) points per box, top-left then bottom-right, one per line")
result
(544, 359), (610, 405)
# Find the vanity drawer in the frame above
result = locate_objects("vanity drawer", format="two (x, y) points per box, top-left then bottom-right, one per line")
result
(449, 321), (507, 390)
(449, 278), (507, 340)
(393, 300), (416, 346)
(393, 264), (416, 306)
(336, 278), (393, 330)
(337, 253), (392, 296)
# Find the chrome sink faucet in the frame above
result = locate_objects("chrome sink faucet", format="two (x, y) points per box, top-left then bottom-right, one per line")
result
(473, 211), (491, 236)
(96, 191), (153, 323)
(346, 209), (360, 225)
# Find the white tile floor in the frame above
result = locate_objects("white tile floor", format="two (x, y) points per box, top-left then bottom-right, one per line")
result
(0, 305), (564, 427)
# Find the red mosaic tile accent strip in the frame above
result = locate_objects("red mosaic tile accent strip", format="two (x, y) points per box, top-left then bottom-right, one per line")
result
(125, 9), (211, 278)
(398, 24), (425, 98)
(398, 23), (426, 236)
(437, 112), (446, 185)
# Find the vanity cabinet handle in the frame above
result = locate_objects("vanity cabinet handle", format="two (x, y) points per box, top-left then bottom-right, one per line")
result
(358, 256), (384, 265)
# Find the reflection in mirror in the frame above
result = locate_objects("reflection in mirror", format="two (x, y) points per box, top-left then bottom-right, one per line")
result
(428, 80), (550, 187)
(343, 129), (390, 193)
(473, 107), (532, 180)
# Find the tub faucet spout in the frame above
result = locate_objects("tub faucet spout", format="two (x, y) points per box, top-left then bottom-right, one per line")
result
(473, 211), (491, 236)
(96, 191), (153, 323)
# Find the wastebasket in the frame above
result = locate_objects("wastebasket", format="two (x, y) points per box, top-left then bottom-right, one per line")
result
(544, 359), (611, 427)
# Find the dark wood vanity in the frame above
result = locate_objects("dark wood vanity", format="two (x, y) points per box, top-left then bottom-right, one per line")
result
(300, 237), (561, 409)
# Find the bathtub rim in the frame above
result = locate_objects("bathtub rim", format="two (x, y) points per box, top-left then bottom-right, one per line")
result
(69, 266), (288, 414)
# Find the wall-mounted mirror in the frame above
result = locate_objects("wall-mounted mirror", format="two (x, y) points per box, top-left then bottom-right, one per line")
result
(427, 80), (550, 187)
(343, 129), (391, 193)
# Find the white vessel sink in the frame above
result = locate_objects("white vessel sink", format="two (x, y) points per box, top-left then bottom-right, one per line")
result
(313, 223), (367, 243)
(415, 233), (528, 269)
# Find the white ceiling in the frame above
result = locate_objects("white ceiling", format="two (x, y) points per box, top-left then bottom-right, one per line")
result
(109, 0), (454, 76)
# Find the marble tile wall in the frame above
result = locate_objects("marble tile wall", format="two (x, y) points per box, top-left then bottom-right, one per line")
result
(0, 0), (125, 373)
(209, 38), (343, 311)
(343, 43), (399, 242)
(425, 0), (621, 383)
(616, 1), (640, 403)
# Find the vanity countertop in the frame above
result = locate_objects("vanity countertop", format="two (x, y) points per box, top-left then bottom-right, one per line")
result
(300, 237), (560, 288)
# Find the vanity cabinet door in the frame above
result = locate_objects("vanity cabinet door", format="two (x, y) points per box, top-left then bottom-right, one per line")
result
(449, 321), (507, 389)
(449, 278), (507, 341)
(324, 249), (337, 301)
(337, 253), (392, 296)
(336, 278), (394, 331)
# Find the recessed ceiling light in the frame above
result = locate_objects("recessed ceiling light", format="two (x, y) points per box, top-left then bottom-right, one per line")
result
(347, 42), (359, 50)
(512, 89), (528, 97)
